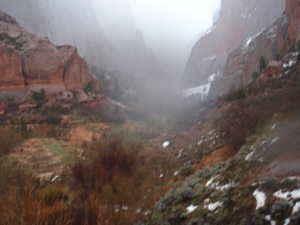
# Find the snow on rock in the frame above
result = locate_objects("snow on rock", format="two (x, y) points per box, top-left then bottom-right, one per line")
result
(203, 55), (217, 61)
(284, 218), (290, 225)
(181, 82), (211, 99)
(253, 189), (266, 209)
(217, 183), (236, 191)
(205, 201), (223, 211)
(293, 202), (300, 214)
(207, 72), (221, 82)
(271, 123), (277, 130)
(243, 29), (264, 50)
(197, 140), (203, 146)
(162, 141), (170, 148)
(270, 137), (279, 145)
(186, 204), (198, 214)
(265, 215), (276, 225)
(273, 188), (300, 200)
(245, 151), (255, 161)
(122, 205), (129, 210)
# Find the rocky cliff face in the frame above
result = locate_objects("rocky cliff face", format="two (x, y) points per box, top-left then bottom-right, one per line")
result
(215, 0), (300, 98)
(0, 12), (94, 102)
(0, 0), (162, 85)
(181, 0), (285, 89)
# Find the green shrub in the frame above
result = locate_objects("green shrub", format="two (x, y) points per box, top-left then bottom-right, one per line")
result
(259, 56), (268, 72)
(226, 87), (246, 101)
(0, 127), (22, 156)
(271, 199), (291, 220)
(0, 33), (22, 49)
(252, 71), (259, 80)
(31, 89), (47, 107)
(40, 185), (68, 206)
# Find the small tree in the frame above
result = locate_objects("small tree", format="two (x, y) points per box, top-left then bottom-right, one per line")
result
(252, 71), (259, 80)
(31, 89), (47, 107)
(259, 56), (267, 72)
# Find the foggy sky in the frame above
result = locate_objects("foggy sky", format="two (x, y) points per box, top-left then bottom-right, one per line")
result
(128, 0), (221, 82)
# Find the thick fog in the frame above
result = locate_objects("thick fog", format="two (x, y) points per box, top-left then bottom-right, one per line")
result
(0, 0), (220, 88)
(129, 0), (221, 84)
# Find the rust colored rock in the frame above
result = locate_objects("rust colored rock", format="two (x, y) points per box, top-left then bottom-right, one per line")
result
(286, 0), (300, 47)
(0, 12), (101, 103)
(58, 46), (92, 89)
(182, 0), (285, 89)
(0, 42), (23, 88)
(22, 38), (64, 84)
(221, 0), (300, 97)
(265, 61), (283, 79)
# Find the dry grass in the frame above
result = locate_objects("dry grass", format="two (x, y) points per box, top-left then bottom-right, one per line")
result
(0, 126), (23, 157)
(0, 183), (73, 225)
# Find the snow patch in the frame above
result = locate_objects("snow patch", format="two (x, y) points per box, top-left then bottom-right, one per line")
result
(203, 55), (216, 61)
(293, 202), (300, 214)
(284, 218), (290, 225)
(162, 141), (170, 148)
(271, 123), (277, 130)
(186, 204), (198, 214)
(207, 72), (221, 82)
(273, 188), (300, 200)
(265, 215), (276, 225)
(245, 151), (255, 161)
(243, 29), (264, 49)
(253, 189), (266, 209)
(270, 137), (279, 145)
(182, 82), (211, 99)
(205, 201), (223, 211)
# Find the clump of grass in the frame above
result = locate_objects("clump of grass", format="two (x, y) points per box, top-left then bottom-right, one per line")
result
(0, 126), (22, 157)
(39, 184), (69, 206)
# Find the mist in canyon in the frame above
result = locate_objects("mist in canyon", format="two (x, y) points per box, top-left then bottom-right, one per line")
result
(0, 0), (221, 88)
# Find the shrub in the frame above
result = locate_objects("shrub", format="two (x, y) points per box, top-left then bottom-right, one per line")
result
(0, 33), (22, 49)
(290, 212), (300, 225)
(226, 87), (246, 102)
(0, 127), (22, 156)
(271, 199), (291, 220)
(31, 89), (47, 107)
(259, 56), (268, 72)
(40, 184), (69, 206)
(252, 71), (259, 80)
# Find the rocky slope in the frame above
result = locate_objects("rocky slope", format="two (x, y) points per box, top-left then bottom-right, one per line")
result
(0, 0), (162, 84)
(181, 0), (285, 90)
(0, 12), (96, 102)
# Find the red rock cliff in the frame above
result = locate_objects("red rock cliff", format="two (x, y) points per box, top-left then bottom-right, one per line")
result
(0, 12), (97, 102)
(181, 0), (285, 89)
(218, 0), (300, 97)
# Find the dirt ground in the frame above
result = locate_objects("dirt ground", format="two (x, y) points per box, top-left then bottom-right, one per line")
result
(10, 138), (80, 180)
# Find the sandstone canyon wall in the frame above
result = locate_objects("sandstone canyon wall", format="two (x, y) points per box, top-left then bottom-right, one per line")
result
(181, 0), (286, 90)
(214, 0), (300, 98)
(0, 12), (94, 102)
(0, 0), (162, 85)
